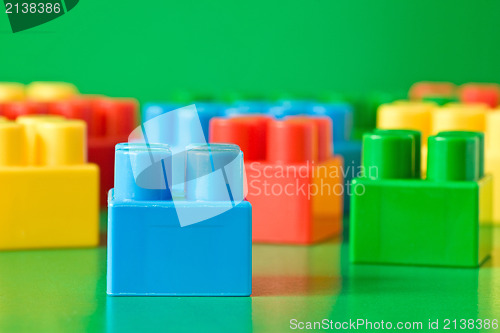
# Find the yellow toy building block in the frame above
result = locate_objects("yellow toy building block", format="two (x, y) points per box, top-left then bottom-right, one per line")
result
(377, 101), (435, 141)
(0, 82), (25, 102)
(26, 82), (78, 102)
(486, 111), (500, 223)
(0, 116), (99, 250)
(432, 103), (487, 133)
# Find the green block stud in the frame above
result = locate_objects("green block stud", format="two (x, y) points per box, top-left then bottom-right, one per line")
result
(350, 130), (492, 267)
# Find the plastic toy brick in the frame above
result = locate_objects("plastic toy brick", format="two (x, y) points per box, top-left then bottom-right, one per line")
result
(26, 81), (78, 102)
(0, 82), (139, 206)
(459, 83), (500, 108)
(0, 83), (27, 117)
(0, 115), (99, 250)
(350, 130), (492, 267)
(377, 101), (500, 223)
(377, 101), (435, 140)
(223, 100), (271, 117)
(221, 100), (360, 213)
(50, 96), (139, 206)
(409, 81), (456, 101)
(107, 143), (251, 296)
(0, 82), (78, 119)
(0, 82), (25, 102)
(486, 111), (500, 223)
(210, 115), (343, 244)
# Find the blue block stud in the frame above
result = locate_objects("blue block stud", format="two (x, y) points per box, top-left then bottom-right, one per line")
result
(107, 143), (252, 296)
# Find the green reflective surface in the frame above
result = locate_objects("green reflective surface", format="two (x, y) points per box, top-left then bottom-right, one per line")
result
(0, 223), (499, 332)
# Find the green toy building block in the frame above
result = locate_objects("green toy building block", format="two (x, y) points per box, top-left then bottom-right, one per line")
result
(350, 130), (492, 267)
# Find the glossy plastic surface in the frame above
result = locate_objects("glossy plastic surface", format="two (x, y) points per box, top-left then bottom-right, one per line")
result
(108, 143), (251, 296)
(351, 130), (492, 267)
(408, 81), (456, 100)
(0, 116), (99, 250)
(210, 116), (343, 244)
(460, 83), (500, 108)
(1, 227), (500, 332)
(0, 82), (139, 207)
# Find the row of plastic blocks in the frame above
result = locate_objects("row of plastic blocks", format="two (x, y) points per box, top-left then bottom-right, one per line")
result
(409, 81), (500, 107)
(377, 101), (500, 223)
(350, 129), (492, 267)
(209, 115), (343, 244)
(143, 100), (361, 212)
(0, 115), (98, 250)
(0, 82), (139, 206)
(107, 143), (251, 296)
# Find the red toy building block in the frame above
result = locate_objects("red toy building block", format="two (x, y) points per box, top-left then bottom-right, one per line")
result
(0, 96), (138, 206)
(210, 115), (344, 244)
(409, 81), (456, 100)
(460, 83), (500, 108)
(49, 97), (139, 206)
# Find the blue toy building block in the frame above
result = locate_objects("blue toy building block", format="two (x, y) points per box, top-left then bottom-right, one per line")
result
(107, 143), (252, 296)
(223, 100), (271, 116)
(334, 140), (362, 212)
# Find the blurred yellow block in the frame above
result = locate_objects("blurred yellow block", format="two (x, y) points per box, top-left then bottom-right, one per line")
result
(0, 116), (99, 250)
(0, 82), (25, 102)
(26, 81), (78, 102)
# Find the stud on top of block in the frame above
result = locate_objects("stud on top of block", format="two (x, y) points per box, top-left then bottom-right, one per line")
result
(377, 101), (435, 141)
(459, 83), (500, 108)
(185, 144), (244, 202)
(1, 115), (87, 167)
(114, 142), (244, 203)
(432, 103), (487, 134)
(409, 81), (456, 100)
(363, 129), (421, 180)
(50, 96), (139, 140)
(209, 115), (271, 161)
(0, 82), (25, 102)
(210, 115), (333, 164)
(362, 129), (483, 182)
(26, 82), (78, 102)
(114, 143), (173, 201)
(266, 100), (353, 142)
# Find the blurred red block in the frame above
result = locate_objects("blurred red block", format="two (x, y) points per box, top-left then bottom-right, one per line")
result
(460, 83), (500, 108)
(1, 101), (47, 119)
(50, 96), (139, 206)
(210, 115), (343, 244)
(409, 81), (456, 100)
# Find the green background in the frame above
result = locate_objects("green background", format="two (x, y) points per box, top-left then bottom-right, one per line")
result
(1, 0), (500, 102)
